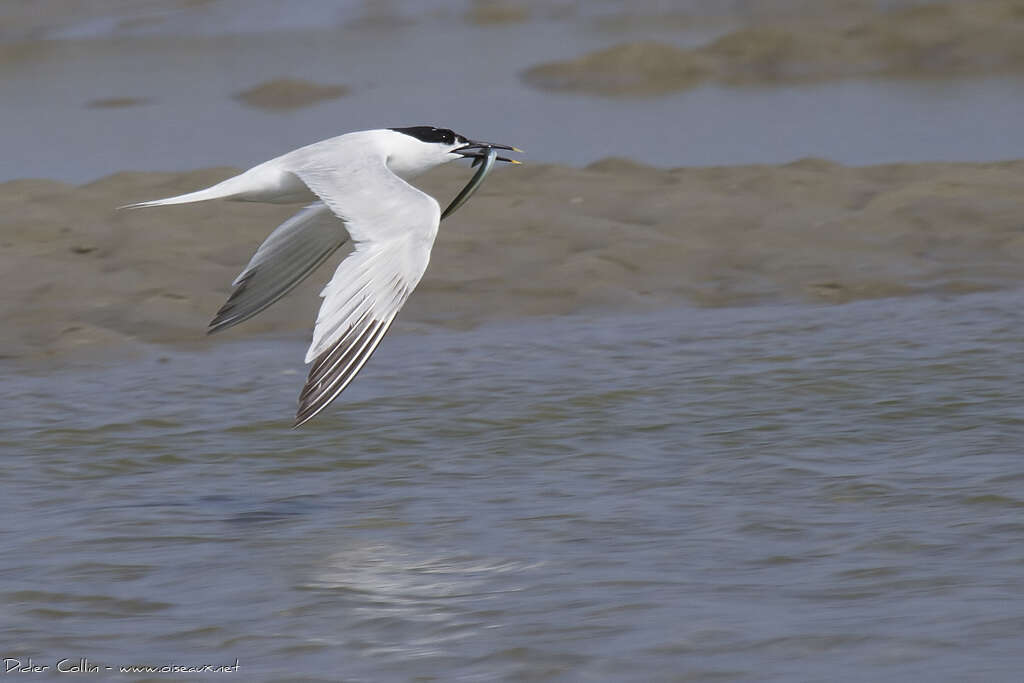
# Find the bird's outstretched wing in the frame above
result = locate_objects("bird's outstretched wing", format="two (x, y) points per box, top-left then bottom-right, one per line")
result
(209, 202), (349, 333)
(289, 161), (440, 426)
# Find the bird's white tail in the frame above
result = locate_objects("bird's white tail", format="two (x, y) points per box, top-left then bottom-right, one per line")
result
(119, 163), (311, 210)
(118, 172), (260, 209)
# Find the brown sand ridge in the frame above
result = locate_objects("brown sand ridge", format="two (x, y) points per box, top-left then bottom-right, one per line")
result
(86, 97), (152, 109)
(233, 78), (350, 111)
(465, 1), (531, 25)
(523, 0), (1024, 95)
(2, 159), (1023, 361)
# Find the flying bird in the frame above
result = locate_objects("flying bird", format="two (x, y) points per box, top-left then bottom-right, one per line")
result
(125, 127), (521, 426)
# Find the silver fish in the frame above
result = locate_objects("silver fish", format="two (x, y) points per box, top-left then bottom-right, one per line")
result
(441, 147), (499, 220)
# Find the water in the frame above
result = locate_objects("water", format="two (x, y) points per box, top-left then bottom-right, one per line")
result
(4, 13), (1024, 183)
(4, 289), (1024, 680)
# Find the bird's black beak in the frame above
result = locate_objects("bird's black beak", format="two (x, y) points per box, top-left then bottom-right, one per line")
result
(453, 139), (523, 164)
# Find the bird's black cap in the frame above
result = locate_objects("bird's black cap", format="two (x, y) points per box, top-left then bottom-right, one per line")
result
(389, 126), (465, 145)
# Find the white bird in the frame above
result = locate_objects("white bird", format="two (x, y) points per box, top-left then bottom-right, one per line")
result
(125, 127), (521, 426)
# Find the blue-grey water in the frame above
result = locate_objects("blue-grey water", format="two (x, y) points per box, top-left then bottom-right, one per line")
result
(3, 9), (1024, 183)
(4, 290), (1024, 681)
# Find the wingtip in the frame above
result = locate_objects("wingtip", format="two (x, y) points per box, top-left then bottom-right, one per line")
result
(206, 310), (234, 335)
(292, 407), (317, 429)
(118, 199), (162, 211)
(293, 387), (324, 428)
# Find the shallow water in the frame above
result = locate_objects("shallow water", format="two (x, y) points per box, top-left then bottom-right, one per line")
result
(4, 290), (1024, 680)
(3, 8), (1024, 183)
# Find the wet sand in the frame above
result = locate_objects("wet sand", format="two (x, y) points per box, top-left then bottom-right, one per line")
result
(232, 78), (350, 111)
(3, 158), (1022, 362)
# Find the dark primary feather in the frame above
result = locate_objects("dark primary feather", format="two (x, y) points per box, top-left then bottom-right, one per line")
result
(208, 204), (349, 334)
(293, 313), (399, 427)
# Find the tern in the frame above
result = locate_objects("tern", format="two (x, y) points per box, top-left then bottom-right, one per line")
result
(125, 126), (521, 426)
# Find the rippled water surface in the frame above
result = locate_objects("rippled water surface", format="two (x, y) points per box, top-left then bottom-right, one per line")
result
(4, 291), (1024, 681)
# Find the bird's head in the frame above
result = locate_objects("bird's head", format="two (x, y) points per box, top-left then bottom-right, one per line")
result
(385, 126), (520, 177)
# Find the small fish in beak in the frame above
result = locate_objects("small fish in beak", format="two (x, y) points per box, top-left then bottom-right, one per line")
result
(442, 141), (522, 219)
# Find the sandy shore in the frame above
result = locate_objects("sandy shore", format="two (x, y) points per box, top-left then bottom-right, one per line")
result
(2, 158), (1023, 362)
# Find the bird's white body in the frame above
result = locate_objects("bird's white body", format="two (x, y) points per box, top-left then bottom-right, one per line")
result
(126, 127), (519, 426)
